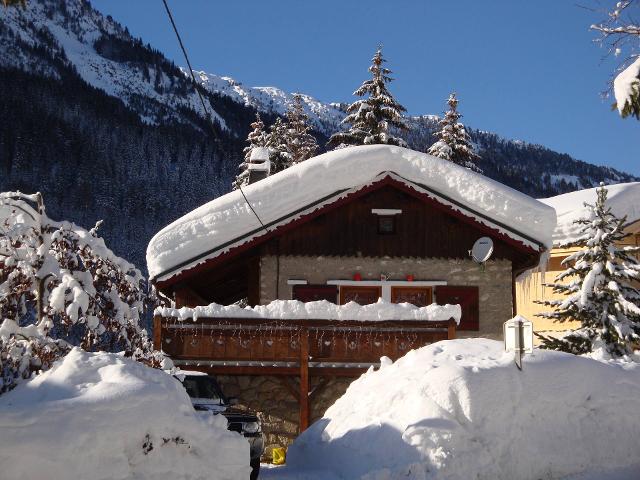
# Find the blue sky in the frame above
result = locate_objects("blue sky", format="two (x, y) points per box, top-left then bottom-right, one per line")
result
(92, 0), (638, 176)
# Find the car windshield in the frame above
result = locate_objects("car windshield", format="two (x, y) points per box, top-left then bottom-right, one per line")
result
(182, 376), (222, 401)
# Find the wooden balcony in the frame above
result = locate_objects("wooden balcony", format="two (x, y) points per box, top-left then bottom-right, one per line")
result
(154, 315), (457, 431)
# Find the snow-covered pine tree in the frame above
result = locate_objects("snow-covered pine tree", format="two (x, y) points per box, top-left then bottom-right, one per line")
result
(233, 113), (267, 190)
(285, 94), (318, 165)
(0, 192), (162, 394)
(328, 47), (408, 149)
(535, 184), (640, 357)
(427, 93), (481, 171)
(266, 117), (292, 174)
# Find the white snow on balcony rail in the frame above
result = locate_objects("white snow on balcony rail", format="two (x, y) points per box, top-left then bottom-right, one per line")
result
(155, 299), (461, 324)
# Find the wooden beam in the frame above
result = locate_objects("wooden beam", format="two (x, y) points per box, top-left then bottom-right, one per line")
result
(448, 319), (456, 339)
(153, 316), (161, 350)
(247, 256), (261, 307)
(196, 366), (300, 376)
(299, 327), (310, 432)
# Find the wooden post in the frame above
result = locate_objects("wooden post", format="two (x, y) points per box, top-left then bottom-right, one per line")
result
(447, 319), (456, 340)
(153, 316), (162, 350)
(299, 327), (310, 433)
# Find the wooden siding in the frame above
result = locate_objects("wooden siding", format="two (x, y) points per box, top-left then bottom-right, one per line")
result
(260, 186), (534, 267)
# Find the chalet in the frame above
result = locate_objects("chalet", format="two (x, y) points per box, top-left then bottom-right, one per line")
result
(148, 145), (555, 452)
(517, 182), (640, 337)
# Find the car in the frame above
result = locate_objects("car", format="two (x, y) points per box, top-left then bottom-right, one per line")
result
(175, 370), (264, 480)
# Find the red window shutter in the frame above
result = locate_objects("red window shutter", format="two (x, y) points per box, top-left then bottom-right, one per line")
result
(435, 286), (479, 331)
(292, 285), (338, 304)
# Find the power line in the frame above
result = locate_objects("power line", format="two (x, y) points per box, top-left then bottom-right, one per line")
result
(161, 0), (212, 133)
(161, 0), (266, 230)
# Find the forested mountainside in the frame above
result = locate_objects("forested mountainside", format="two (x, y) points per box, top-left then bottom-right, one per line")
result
(0, 0), (636, 271)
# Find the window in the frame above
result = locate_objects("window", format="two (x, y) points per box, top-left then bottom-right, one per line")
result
(434, 286), (479, 331)
(377, 215), (396, 234)
(391, 287), (433, 307)
(292, 285), (338, 303)
(339, 286), (382, 305)
(182, 376), (223, 401)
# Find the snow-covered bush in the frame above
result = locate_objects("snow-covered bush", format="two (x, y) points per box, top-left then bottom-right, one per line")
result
(0, 192), (161, 394)
(535, 184), (640, 357)
(286, 339), (640, 480)
(0, 348), (249, 480)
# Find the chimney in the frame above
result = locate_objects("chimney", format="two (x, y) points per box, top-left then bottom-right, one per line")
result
(247, 147), (271, 184)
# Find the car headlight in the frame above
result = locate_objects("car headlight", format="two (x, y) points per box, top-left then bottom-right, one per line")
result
(243, 421), (260, 433)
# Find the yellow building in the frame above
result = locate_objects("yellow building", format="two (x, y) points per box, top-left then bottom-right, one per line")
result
(516, 182), (640, 337)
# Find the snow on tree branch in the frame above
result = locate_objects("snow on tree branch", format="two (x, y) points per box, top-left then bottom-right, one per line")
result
(285, 93), (318, 166)
(591, 0), (640, 118)
(613, 56), (640, 118)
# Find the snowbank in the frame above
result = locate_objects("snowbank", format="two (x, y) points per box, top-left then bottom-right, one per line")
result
(155, 298), (461, 324)
(287, 339), (640, 480)
(147, 145), (555, 282)
(0, 348), (249, 480)
(540, 182), (640, 245)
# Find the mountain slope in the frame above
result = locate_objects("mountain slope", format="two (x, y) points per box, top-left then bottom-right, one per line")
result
(0, 0), (636, 271)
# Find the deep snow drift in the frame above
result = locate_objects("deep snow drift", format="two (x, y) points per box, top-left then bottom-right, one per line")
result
(0, 348), (249, 480)
(286, 339), (640, 480)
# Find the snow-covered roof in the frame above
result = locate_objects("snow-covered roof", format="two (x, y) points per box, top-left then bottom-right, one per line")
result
(147, 145), (556, 283)
(540, 182), (640, 246)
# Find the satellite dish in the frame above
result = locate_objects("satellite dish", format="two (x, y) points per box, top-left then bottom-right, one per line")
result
(471, 237), (494, 263)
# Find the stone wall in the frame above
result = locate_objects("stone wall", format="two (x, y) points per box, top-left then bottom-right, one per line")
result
(216, 374), (354, 459)
(260, 255), (514, 338)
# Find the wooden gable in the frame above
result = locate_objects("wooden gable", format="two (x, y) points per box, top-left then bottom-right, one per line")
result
(260, 184), (535, 265)
(159, 177), (541, 303)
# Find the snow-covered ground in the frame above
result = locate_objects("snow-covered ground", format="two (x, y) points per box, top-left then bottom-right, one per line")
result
(262, 339), (640, 480)
(0, 348), (249, 480)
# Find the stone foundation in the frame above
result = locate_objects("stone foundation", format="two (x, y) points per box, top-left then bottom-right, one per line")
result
(260, 255), (514, 338)
(217, 374), (354, 460)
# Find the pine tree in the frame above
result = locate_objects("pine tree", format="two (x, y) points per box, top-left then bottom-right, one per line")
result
(427, 93), (481, 171)
(535, 184), (640, 357)
(285, 94), (318, 165)
(328, 47), (408, 149)
(266, 117), (291, 174)
(233, 113), (267, 190)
